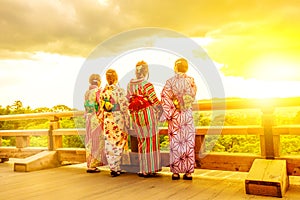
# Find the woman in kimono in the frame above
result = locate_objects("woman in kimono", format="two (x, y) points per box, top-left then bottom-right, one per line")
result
(101, 69), (129, 177)
(84, 74), (106, 173)
(127, 61), (162, 177)
(161, 58), (197, 180)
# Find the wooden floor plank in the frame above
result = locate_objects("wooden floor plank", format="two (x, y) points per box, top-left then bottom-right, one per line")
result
(0, 161), (300, 200)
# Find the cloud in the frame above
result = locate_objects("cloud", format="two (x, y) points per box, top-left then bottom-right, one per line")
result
(0, 0), (136, 57)
(1, 0), (295, 55)
(1, 0), (300, 81)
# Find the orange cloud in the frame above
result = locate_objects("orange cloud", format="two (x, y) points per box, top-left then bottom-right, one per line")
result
(1, 0), (300, 81)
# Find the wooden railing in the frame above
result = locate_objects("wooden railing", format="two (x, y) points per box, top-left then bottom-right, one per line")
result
(0, 111), (85, 150)
(1, 98), (300, 174)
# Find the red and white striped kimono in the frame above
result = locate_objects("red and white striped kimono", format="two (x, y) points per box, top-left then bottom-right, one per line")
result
(127, 78), (161, 174)
(161, 73), (197, 174)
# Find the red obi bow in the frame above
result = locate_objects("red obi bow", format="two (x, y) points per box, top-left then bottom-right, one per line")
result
(128, 95), (150, 112)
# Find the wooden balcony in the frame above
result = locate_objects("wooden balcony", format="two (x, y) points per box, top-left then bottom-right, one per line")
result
(1, 98), (300, 173)
(1, 158), (300, 200)
(0, 97), (300, 198)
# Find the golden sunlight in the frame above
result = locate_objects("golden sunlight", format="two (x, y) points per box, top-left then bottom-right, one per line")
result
(97, 0), (109, 6)
(249, 54), (300, 81)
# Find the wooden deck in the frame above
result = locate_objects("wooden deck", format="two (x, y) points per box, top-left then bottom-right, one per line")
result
(1, 160), (300, 200)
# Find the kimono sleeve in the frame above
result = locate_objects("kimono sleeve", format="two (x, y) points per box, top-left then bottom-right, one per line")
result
(96, 89), (104, 125)
(118, 87), (130, 126)
(189, 77), (197, 99)
(126, 82), (134, 101)
(144, 82), (160, 106)
(182, 77), (197, 109)
(161, 79), (176, 121)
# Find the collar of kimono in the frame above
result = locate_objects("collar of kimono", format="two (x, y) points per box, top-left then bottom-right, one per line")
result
(130, 77), (145, 84)
(105, 84), (116, 90)
(89, 85), (98, 90)
(175, 72), (187, 77)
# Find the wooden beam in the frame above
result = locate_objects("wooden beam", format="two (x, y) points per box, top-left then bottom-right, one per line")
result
(159, 126), (263, 136)
(0, 111), (84, 121)
(0, 129), (48, 136)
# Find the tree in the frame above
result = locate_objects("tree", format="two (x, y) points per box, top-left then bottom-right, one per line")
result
(52, 105), (72, 112)
(0, 101), (84, 147)
(33, 107), (52, 113)
(294, 111), (300, 124)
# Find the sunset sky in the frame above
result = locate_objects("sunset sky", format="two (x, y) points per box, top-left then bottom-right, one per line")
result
(1, 0), (300, 109)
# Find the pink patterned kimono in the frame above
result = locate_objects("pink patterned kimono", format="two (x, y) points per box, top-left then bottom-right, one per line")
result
(84, 85), (107, 168)
(161, 73), (197, 174)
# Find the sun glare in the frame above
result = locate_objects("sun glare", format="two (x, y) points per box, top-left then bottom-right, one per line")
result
(249, 55), (300, 81)
(97, 0), (109, 6)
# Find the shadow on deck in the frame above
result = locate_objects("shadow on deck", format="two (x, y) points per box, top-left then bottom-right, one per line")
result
(0, 159), (300, 200)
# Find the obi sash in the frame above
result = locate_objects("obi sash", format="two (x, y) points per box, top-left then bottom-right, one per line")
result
(128, 95), (151, 112)
(84, 100), (99, 113)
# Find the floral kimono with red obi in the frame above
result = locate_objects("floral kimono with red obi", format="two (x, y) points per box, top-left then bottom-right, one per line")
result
(127, 78), (162, 174)
(161, 73), (197, 174)
(101, 84), (129, 173)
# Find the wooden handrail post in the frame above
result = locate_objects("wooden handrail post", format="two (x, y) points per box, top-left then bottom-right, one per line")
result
(128, 129), (138, 153)
(48, 116), (62, 150)
(261, 106), (276, 159)
(128, 117), (138, 153)
(15, 136), (30, 148)
(195, 134), (205, 167)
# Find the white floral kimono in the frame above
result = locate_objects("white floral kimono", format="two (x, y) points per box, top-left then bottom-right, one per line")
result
(101, 84), (129, 173)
